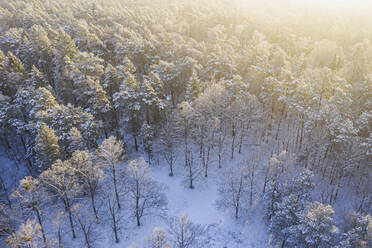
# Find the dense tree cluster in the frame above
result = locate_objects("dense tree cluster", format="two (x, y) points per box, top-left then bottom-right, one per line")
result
(0, 0), (371, 247)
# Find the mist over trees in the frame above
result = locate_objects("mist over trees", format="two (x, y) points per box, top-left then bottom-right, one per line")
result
(0, 0), (371, 247)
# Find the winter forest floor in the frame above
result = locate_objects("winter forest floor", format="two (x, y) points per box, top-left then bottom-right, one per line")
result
(1, 138), (271, 247)
(1, 128), (366, 248)
(92, 144), (269, 248)
(1, 119), (369, 248)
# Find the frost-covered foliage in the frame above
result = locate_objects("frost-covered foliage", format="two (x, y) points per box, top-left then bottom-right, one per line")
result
(0, 0), (371, 247)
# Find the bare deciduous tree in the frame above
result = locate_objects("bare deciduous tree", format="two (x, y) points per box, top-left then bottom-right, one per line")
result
(159, 118), (178, 176)
(73, 204), (99, 248)
(146, 227), (171, 248)
(168, 215), (206, 248)
(103, 190), (124, 243)
(11, 176), (49, 247)
(71, 150), (103, 221)
(96, 136), (124, 209)
(7, 219), (47, 248)
(176, 102), (196, 167)
(124, 158), (167, 226)
(217, 164), (249, 219)
(184, 151), (201, 189)
(0, 203), (14, 240)
(40, 159), (80, 239)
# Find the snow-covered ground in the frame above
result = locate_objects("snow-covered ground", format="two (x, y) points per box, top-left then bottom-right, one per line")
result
(94, 147), (269, 248)
(2, 132), (366, 248)
(1, 137), (272, 247)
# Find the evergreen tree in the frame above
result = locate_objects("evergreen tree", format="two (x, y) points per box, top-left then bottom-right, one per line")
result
(3, 52), (25, 95)
(34, 123), (60, 170)
(270, 194), (304, 248)
(185, 70), (201, 102)
(113, 73), (142, 150)
(66, 127), (85, 156)
(297, 202), (338, 248)
(338, 212), (372, 248)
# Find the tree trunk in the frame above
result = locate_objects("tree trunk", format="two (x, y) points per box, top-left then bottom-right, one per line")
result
(250, 177), (254, 206)
(136, 181), (141, 226)
(90, 192), (99, 221)
(231, 122), (236, 159)
(64, 198), (76, 239)
(20, 136), (33, 171)
(35, 207), (48, 248)
(235, 204), (239, 219)
(82, 228), (91, 248)
(238, 122), (247, 154)
(218, 153), (222, 168)
(112, 163), (121, 209)
(169, 153), (174, 176)
(113, 218), (119, 243)
(133, 134), (138, 152)
(184, 126), (189, 167)
(189, 164), (193, 189)
(57, 224), (62, 248)
(205, 144), (211, 177)
(281, 239), (286, 248)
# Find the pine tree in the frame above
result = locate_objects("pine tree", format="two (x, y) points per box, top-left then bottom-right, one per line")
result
(3, 52), (25, 95)
(34, 123), (60, 170)
(103, 63), (119, 99)
(35, 103), (98, 149)
(270, 194), (304, 247)
(27, 24), (53, 78)
(66, 127), (85, 156)
(113, 73), (142, 150)
(298, 201), (338, 248)
(289, 169), (315, 201)
(185, 70), (201, 102)
(26, 66), (48, 88)
(338, 212), (372, 248)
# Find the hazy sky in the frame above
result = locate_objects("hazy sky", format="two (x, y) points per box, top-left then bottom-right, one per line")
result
(236, 0), (372, 9)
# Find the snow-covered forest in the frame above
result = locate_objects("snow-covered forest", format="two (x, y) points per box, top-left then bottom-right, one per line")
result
(0, 0), (371, 247)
